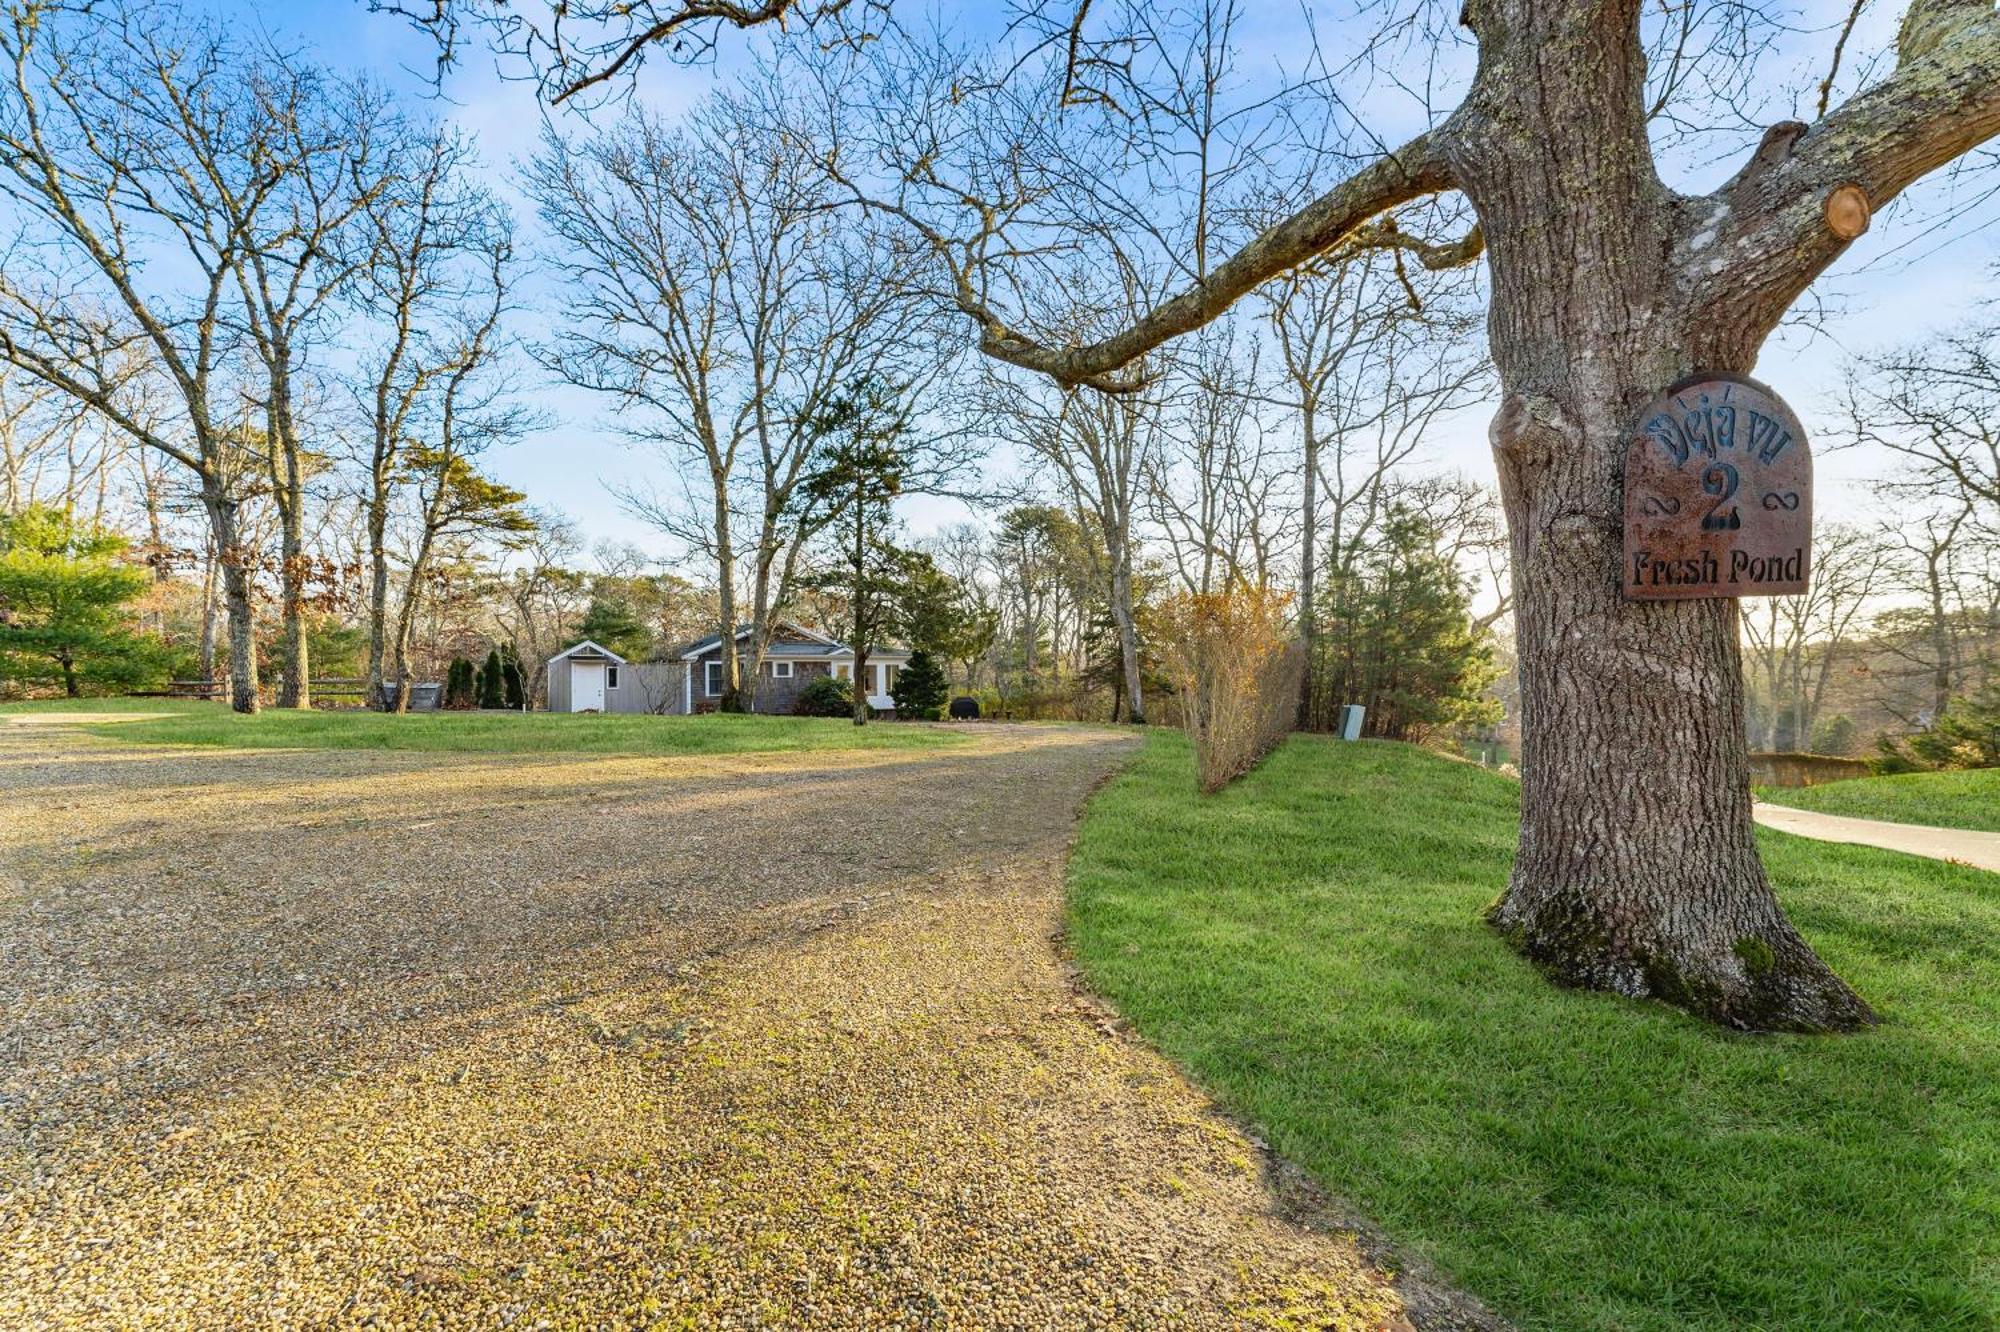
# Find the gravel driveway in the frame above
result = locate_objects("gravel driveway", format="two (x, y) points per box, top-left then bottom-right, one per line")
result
(0, 717), (1473, 1330)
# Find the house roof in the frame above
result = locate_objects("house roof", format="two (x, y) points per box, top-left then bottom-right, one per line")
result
(676, 619), (843, 660)
(548, 639), (627, 666)
(827, 645), (911, 661)
(763, 639), (846, 657)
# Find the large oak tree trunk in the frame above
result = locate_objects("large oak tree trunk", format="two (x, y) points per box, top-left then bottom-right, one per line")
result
(1490, 393), (1870, 1031)
(1452, 0), (1871, 1032)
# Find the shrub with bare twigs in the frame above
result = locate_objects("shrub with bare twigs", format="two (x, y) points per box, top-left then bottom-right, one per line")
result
(1156, 582), (1303, 793)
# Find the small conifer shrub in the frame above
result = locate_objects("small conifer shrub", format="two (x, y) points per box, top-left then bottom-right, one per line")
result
(891, 650), (948, 720)
(479, 648), (505, 709)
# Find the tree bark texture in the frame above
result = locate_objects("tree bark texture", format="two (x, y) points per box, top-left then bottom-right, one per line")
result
(274, 477), (310, 710)
(199, 535), (219, 686)
(1443, 1), (1879, 1031)
(270, 354), (310, 710)
(713, 473), (743, 713)
(1109, 548), (1146, 725)
(203, 489), (260, 715)
(389, 530), (435, 716)
(365, 484), (393, 711)
(1296, 409), (1319, 729)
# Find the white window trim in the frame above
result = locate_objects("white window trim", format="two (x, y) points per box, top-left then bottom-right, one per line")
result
(772, 660), (794, 678)
(705, 660), (724, 697)
(607, 665), (620, 689)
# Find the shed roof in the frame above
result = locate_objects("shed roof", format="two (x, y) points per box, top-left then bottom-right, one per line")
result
(547, 639), (628, 666)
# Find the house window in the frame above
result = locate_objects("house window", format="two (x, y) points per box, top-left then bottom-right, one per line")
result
(705, 660), (724, 696)
(607, 666), (620, 689)
(833, 662), (851, 681)
(771, 660), (794, 678)
(883, 664), (899, 695)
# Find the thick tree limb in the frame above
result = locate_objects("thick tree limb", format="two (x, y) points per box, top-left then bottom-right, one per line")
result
(1689, 1), (2000, 341)
(974, 132), (1460, 389)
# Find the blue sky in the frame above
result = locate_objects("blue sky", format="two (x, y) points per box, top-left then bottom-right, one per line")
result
(210, 1), (2000, 562)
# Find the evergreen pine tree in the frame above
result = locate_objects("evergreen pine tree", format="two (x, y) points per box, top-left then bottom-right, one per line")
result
(444, 658), (474, 709)
(502, 653), (526, 710)
(0, 505), (164, 697)
(1311, 508), (1498, 741)
(576, 596), (652, 661)
(479, 648), (505, 709)
(891, 650), (948, 720)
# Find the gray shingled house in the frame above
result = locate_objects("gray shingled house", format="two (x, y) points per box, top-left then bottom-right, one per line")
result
(544, 621), (911, 715)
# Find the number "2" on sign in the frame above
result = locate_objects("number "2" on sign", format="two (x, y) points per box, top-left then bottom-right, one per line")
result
(1700, 463), (1741, 531)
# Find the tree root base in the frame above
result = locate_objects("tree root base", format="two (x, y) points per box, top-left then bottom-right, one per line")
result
(1486, 899), (1877, 1035)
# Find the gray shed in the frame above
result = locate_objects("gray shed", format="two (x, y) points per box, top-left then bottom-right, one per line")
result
(545, 640), (689, 714)
(545, 640), (624, 713)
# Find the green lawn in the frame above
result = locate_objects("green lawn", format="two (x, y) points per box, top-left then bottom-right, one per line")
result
(1068, 732), (1999, 1332)
(0, 696), (965, 755)
(1762, 766), (2000, 833)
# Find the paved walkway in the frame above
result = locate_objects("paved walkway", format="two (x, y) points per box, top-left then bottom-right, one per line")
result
(1754, 801), (2000, 872)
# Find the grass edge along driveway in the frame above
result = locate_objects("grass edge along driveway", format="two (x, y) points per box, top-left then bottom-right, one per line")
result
(0, 696), (966, 756)
(1067, 731), (1999, 1332)
(1761, 764), (2000, 834)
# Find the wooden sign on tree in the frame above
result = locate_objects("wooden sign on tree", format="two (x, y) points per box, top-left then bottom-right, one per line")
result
(1622, 373), (1812, 600)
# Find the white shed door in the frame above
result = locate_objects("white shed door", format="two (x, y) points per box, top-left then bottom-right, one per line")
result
(572, 661), (607, 712)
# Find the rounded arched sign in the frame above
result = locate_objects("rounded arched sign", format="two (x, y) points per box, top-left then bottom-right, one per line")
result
(1622, 372), (1811, 599)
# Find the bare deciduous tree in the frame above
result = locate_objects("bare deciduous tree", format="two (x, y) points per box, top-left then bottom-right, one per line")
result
(383, 245), (535, 712)
(489, 512), (590, 704)
(374, 0), (875, 106)
(1868, 501), (2000, 725)
(856, 1), (2000, 1031)
(227, 62), (398, 708)
(0, 1), (294, 711)
(1740, 523), (1892, 751)
(1145, 326), (1295, 597)
(354, 128), (507, 710)
(1847, 325), (2000, 518)
(1262, 246), (1485, 720)
(990, 360), (1157, 723)
(528, 87), (955, 710)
